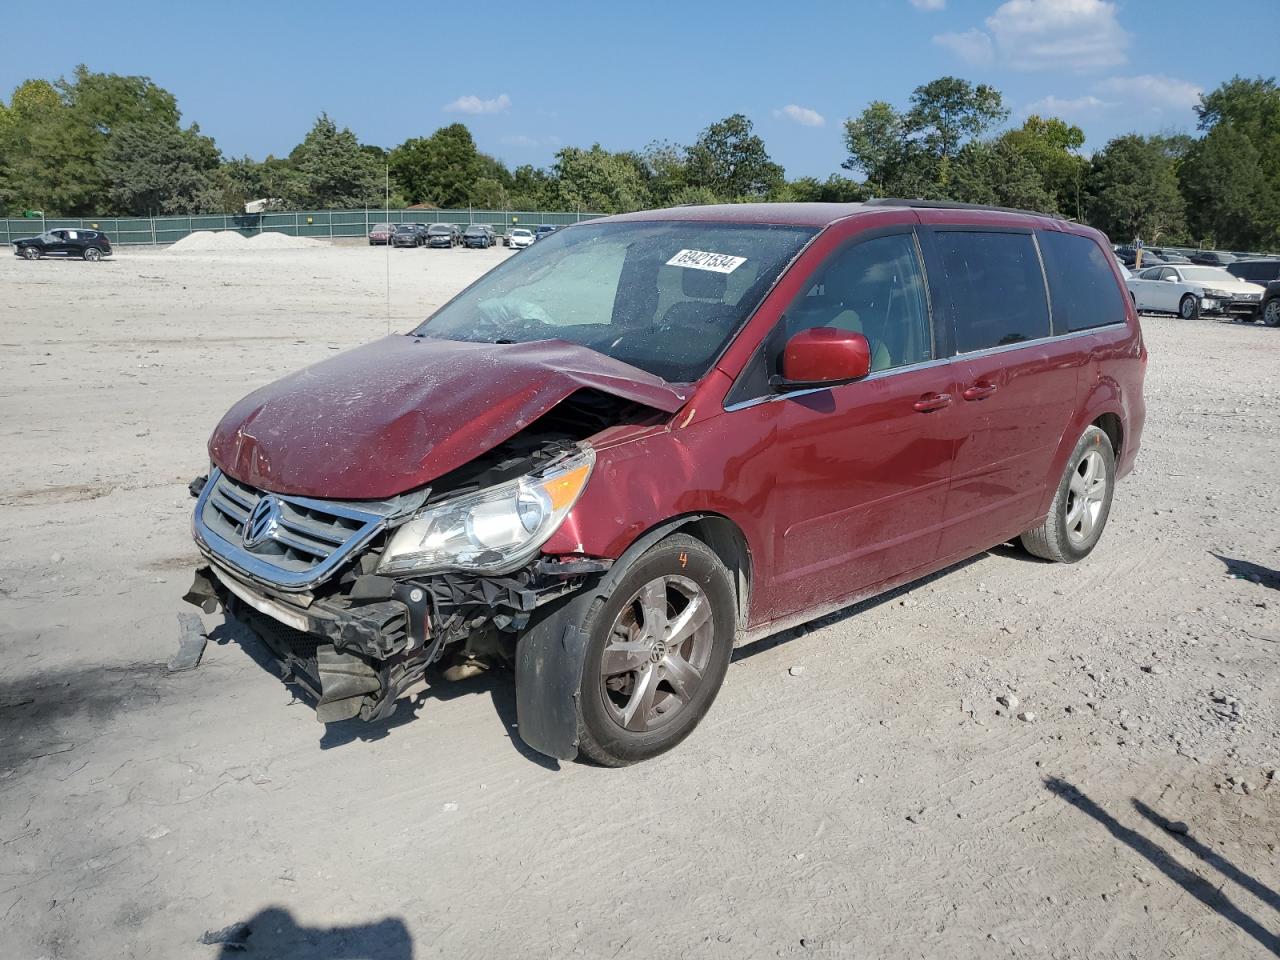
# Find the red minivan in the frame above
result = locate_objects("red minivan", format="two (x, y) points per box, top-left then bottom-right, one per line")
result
(187, 200), (1146, 765)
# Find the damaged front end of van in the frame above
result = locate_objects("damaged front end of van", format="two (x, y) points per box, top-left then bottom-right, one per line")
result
(184, 334), (687, 728)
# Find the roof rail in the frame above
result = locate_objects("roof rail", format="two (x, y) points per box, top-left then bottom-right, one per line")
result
(864, 198), (1065, 220)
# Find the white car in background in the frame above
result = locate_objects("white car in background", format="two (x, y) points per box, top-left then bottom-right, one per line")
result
(1126, 264), (1265, 320)
(508, 228), (534, 250)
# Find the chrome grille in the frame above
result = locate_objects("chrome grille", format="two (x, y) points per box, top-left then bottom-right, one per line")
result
(195, 468), (389, 591)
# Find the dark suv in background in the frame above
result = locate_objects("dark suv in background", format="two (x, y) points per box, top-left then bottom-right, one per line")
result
(1229, 258), (1280, 325)
(14, 228), (112, 261)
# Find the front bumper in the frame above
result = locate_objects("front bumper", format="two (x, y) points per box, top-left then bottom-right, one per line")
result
(186, 552), (609, 723)
(1202, 296), (1261, 319)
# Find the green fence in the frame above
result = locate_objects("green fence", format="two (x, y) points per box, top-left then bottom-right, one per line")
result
(0, 208), (604, 246)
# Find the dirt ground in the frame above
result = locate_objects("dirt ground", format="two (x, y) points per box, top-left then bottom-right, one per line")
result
(1, 240), (1277, 959)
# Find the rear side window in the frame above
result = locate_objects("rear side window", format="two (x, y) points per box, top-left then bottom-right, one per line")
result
(1038, 231), (1128, 332)
(935, 231), (1050, 352)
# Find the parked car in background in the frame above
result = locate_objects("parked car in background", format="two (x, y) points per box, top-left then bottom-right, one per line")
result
(185, 199), (1146, 765)
(13, 228), (112, 261)
(1146, 247), (1190, 264)
(462, 224), (495, 248)
(534, 224), (557, 243)
(1226, 257), (1280, 286)
(1126, 264), (1265, 319)
(508, 228), (534, 250)
(1113, 245), (1166, 269)
(391, 224), (423, 248)
(1229, 258), (1280, 326)
(368, 223), (395, 245)
(1188, 249), (1236, 267)
(426, 223), (458, 248)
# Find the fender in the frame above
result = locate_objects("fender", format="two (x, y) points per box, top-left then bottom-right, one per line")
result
(515, 515), (710, 761)
(1033, 375), (1124, 520)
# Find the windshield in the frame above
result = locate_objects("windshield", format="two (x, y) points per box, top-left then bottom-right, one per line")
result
(395, 225), (415, 232)
(371, 223), (392, 231)
(428, 225), (451, 233)
(512, 230), (532, 237)
(412, 220), (816, 382)
(1181, 267), (1235, 282)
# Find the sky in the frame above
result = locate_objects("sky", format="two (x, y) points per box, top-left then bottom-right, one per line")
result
(2, 0), (1277, 179)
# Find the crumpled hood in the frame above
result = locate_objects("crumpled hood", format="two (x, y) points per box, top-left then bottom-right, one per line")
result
(208, 336), (689, 500)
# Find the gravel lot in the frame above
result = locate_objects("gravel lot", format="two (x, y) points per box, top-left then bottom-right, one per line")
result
(1, 241), (1277, 959)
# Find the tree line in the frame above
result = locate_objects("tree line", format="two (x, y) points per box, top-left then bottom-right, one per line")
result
(1, 65), (1277, 250)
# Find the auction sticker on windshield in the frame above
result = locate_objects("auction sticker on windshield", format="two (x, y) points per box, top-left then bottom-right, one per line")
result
(666, 249), (747, 273)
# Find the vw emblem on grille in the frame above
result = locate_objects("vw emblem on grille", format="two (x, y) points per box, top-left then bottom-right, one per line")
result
(242, 495), (282, 549)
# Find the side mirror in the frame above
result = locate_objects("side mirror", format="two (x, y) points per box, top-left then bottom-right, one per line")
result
(772, 327), (871, 391)
(1164, 275), (1178, 282)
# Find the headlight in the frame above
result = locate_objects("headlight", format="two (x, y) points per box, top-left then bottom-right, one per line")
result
(377, 447), (595, 576)
(1202, 288), (1231, 299)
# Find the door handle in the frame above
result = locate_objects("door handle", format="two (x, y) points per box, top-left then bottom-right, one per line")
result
(913, 392), (953, 413)
(963, 382), (998, 401)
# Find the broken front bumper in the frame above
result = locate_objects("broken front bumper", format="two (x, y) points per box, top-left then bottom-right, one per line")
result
(185, 554), (608, 724)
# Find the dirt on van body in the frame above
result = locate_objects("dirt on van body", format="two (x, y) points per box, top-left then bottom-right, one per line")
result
(0, 241), (1277, 959)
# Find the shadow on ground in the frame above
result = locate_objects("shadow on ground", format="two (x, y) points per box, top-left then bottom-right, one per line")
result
(1044, 776), (1279, 955)
(1213, 553), (1280, 591)
(204, 906), (412, 958)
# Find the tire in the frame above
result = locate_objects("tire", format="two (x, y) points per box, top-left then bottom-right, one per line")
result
(1263, 300), (1280, 328)
(1179, 294), (1199, 320)
(574, 533), (736, 766)
(82, 246), (102, 262)
(1020, 425), (1116, 563)
(21, 246), (41, 260)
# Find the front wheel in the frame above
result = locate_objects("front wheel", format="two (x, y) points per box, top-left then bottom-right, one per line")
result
(575, 534), (736, 766)
(1263, 300), (1280, 328)
(1179, 294), (1199, 320)
(1020, 425), (1116, 563)
(21, 246), (41, 260)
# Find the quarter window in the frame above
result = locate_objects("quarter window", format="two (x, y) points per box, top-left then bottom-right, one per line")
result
(935, 231), (1050, 352)
(1038, 231), (1127, 332)
(782, 232), (932, 373)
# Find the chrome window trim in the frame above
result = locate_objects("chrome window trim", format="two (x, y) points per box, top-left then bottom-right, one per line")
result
(723, 355), (957, 413)
(192, 468), (391, 592)
(954, 321), (1126, 362)
(721, 321), (1126, 413)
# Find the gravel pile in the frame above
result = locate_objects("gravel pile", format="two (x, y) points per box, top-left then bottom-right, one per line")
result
(248, 231), (325, 249)
(168, 230), (248, 252)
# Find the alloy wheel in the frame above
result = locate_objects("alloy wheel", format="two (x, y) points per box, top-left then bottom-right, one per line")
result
(1264, 301), (1280, 328)
(599, 575), (715, 733)
(1065, 450), (1107, 546)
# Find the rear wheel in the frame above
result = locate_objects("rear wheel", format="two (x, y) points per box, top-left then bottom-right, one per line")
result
(83, 246), (103, 262)
(1020, 425), (1116, 563)
(1263, 300), (1280, 328)
(21, 246), (41, 260)
(575, 534), (736, 766)
(1179, 294), (1199, 320)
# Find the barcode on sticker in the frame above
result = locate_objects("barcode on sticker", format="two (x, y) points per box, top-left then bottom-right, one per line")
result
(665, 249), (747, 274)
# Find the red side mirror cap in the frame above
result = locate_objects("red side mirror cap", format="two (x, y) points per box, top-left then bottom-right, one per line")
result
(777, 327), (872, 389)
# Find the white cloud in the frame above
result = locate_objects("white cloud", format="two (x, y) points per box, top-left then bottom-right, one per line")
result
(773, 104), (826, 127)
(932, 28), (995, 65)
(935, 0), (1129, 72)
(443, 93), (511, 115)
(909, 0), (946, 9)
(1022, 94), (1109, 117)
(1094, 74), (1202, 112)
(499, 134), (561, 148)
(987, 0), (1128, 71)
